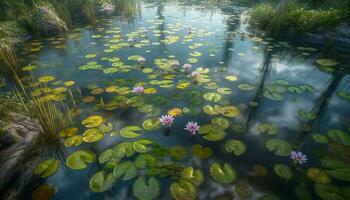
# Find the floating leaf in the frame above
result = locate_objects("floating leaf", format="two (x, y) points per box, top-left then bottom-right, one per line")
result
(314, 184), (348, 200)
(64, 135), (83, 147)
(199, 124), (227, 141)
(274, 164), (293, 180)
(82, 115), (104, 128)
(120, 126), (142, 138)
(135, 154), (156, 169)
(235, 184), (253, 199)
(170, 179), (197, 200)
(191, 144), (212, 159)
(238, 83), (255, 91)
(99, 149), (113, 164)
(337, 90), (350, 101)
(89, 171), (116, 192)
(316, 59), (339, 67)
(133, 177), (160, 200)
(327, 129), (350, 146)
(143, 118), (161, 131)
(211, 117), (231, 129)
(181, 167), (204, 186)
(203, 93), (222, 102)
(59, 127), (78, 137)
(83, 128), (104, 143)
(312, 134), (329, 144)
(265, 139), (291, 156)
(258, 123), (278, 135)
(210, 162), (237, 183)
(113, 161), (137, 180)
(133, 139), (153, 153)
(34, 159), (59, 178)
(66, 150), (96, 170)
(225, 140), (246, 156)
(169, 146), (188, 161)
(298, 110), (316, 121)
(322, 158), (350, 182)
(307, 168), (332, 184)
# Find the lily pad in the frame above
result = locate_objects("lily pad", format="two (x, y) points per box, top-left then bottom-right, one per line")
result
(120, 126), (142, 138)
(192, 144), (212, 159)
(314, 184), (348, 200)
(181, 167), (204, 186)
(169, 146), (188, 161)
(113, 161), (137, 180)
(265, 139), (291, 156)
(83, 128), (104, 143)
(238, 83), (255, 91)
(210, 162), (237, 183)
(316, 59), (339, 67)
(34, 159), (59, 178)
(64, 135), (83, 147)
(133, 177), (160, 200)
(89, 171), (116, 192)
(82, 115), (104, 128)
(199, 124), (227, 141)
(298, 110), (316, 121)
(327, 129), (350, 146)
(135, 154), (156, 169)
(273, 164), (293, 180)
(211, 117), (231, 129)
(66, 150), (96, 170)
(133, 139), (153, 153)
(225, 140), (247, 156)
(170, 179), (197, 200)
(203, 93), (222, 102)
(258, 123), (278, 135)
(307, 168), (331, 184)
(235, 184), (253, 199)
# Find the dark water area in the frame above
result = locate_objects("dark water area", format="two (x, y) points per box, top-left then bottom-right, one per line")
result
(1, 0), (349, 200)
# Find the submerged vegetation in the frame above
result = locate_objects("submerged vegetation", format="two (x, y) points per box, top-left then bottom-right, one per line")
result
(249, 0), (350, 34)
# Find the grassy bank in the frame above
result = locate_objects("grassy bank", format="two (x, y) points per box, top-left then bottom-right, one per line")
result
(249, 0), (350, 34)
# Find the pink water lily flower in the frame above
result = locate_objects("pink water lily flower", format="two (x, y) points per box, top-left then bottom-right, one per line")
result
(290, 150), (307, 165)
(159, 115), (174, 126)
(191, 71), (199, 78)
(138, 57), (146, 64)
(183, 64), (192, 70)
(184, 121), (200, 135)
(132, 86), (144, 95)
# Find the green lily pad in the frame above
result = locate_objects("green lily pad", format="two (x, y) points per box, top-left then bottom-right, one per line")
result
(127, 96), (145, 107)
(314, 184), (348, 200)
(211, 117), (231, 129)
(273, 164), (293, 180)
(135, 154), (156, 169)
(64, 135), (83, 147)
(34, 159), (59, 178)
(263, 91), (284, 101)
(322, 158), (350, 182)
(287, 86), (303, 94)
(312, 134), (329, 144)
(82, 115), (104, 128)
(258, 123), (278, 135)
(143, 118), (161, 131)
(225, 140), (247, 156)
(99, 149), (113, 164)
(238, 83), (255, 91)
(83, 128), (104, 143)
(203, 105), (219, 115)
(307, 168), (331, 183)
(199, 124), (227, 141)
(170, 179), (197, 200)
(210, 162), (237, 183)
(169, 146), (188, 161)
(181, 167), (204, 186)
(113, 161), (137, 180)
(316, 59), (339, 67)
(298, 110), (316, 121)
(133, 139), (153, 153)
(89, 171), (116, 192)
(235, 184), (253, 199)
(265, 139), (291, 156)
(113, 142), (135, 158)
(66, 150), (96, 170)
(337, 90), (350, 101)
(327, 129), (350, 146)
(120, 126), (143, 138)
(133, 177), (160, 200)
(191, 144), (212, 159)
(203, 93), (222, 102)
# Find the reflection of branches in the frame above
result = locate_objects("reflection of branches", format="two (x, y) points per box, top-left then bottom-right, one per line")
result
(242, 50), (273, 133)
(293, 72), (345, 147)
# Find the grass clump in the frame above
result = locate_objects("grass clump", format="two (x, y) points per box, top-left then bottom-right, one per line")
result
(249, 2), (348, 34)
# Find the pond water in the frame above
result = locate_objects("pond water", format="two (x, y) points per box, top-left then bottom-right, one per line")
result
(5, 0), (350, 200)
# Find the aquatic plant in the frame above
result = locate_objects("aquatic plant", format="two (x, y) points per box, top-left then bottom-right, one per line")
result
(290, 150), (307, 165)
(132, 86), (144, 95)
(159, 115), (174, 126)
(183, 64), (192, 72)
(184, 121), (200, 135)
(83, 0), (98, 26)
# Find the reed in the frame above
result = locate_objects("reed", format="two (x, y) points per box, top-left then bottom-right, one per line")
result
(52, 0), (73, 29)
(83, 0), (98, 26)
(0, 43), (17, 74)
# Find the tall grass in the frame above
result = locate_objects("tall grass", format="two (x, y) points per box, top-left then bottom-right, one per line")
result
(52, 0), (73, 29)
(83, 0), (98, 26)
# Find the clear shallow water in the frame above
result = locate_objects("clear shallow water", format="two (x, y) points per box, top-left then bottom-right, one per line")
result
(4, 0), (350, 199)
